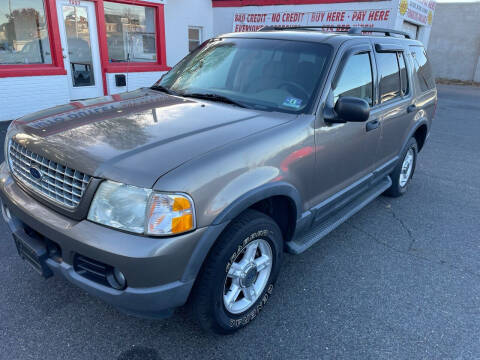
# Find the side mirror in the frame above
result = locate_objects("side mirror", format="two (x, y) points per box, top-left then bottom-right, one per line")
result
(326, 97), (370, 123)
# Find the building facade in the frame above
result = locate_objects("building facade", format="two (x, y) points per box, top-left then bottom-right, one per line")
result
(0, 0), (436, 121)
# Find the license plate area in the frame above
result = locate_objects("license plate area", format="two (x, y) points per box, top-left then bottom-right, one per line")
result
(13, 229), (53, 278)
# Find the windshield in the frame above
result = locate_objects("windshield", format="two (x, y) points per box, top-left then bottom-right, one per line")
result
(155, 38), (332, 113)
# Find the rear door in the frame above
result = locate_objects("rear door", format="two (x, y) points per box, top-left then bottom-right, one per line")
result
(409, 45), (437, 123)
(371, 42), (414, 167)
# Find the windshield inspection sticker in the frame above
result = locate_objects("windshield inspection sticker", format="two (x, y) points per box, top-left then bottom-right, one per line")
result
(282, 97), (303, 109)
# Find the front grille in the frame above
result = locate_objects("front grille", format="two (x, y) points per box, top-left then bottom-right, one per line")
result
(74, 255), (112, 288)
(8, 140), (91, 209)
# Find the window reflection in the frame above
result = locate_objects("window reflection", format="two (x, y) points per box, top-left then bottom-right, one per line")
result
(334, 53), (373, 105)
(104, 2), (157, 63)
(410, 46), (435, 92)
(62, 5), (95, 87)
(0, 0), (52, 64)
(377, 52), (401, 103)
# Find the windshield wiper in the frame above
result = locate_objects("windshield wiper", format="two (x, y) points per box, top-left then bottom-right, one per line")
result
(181, 92), (249, 109)
(150, 85), (178, 96)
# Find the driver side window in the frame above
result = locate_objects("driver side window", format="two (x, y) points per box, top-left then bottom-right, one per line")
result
(333, 53), (373, 106)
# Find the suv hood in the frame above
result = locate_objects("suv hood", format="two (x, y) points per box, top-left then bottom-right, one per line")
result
(9, 89), (292, 188)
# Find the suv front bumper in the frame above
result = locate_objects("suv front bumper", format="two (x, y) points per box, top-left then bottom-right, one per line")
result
(0, 162), (219, 318)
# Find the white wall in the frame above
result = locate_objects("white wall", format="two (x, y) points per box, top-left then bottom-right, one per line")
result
(106, 71), (166, 94)
(164, 0), (215, 66)
(0, 75), (70, 121)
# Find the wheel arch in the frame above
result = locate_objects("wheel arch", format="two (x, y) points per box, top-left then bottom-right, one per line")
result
(413, 123), (428, 152)
(402, 120), (429, 155)
(181, 182), (302, 283)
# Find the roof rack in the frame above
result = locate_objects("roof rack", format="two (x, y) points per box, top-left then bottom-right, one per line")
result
(347, 27), (411, 39)
(258, 25), (411, 39)
(258, 25), (349, 32)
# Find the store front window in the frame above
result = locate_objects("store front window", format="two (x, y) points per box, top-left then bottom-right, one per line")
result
(0, 0), (52, 64)
(103, 2), (157, 63)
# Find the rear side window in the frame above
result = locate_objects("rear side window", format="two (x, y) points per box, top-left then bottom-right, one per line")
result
(377, 52), (401, 103)
(333, 53), (373, 105)
(410, 46), (435, 92)
(398, 53), (409, 96)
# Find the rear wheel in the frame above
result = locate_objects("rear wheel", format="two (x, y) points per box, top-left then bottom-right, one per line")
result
(190, 209), (283, 334)
(384, 137), (418, 198)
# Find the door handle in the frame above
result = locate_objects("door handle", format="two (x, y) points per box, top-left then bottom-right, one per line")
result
(366, 119), (379, 132)
(407, 104), (417, 113)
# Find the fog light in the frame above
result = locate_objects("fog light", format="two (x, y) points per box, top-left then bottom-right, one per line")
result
(107, 268), (127, 290)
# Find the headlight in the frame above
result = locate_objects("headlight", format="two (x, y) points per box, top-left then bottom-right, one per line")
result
(87, 180), (195, 236)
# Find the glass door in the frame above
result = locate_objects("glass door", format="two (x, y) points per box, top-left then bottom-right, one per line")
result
(57, 1), (103, 100)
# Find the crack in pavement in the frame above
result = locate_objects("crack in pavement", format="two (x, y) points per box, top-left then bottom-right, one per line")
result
(379, 198), (417, 251)
(346, 222), (480, 280)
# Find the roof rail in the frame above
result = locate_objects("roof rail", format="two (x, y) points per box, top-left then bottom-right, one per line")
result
(258, 25), (349, 32)
(348, 27), (411, 39)
(257, 25), (411, 39)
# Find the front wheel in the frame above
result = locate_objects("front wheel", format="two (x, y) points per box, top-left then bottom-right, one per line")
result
(384, 137), (418, 198)
(190, 209), (283, 334)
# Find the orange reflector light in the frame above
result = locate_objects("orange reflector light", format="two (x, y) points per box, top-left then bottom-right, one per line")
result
(172, 214), (193, 234)
(173, 196), (191, 211)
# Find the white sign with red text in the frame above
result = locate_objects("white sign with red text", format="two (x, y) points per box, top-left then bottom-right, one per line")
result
(233, 8), (395, 32)
(399, 0), (435, 26)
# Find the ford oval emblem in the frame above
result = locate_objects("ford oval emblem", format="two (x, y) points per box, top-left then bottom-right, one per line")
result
(29, 166), (43, 181)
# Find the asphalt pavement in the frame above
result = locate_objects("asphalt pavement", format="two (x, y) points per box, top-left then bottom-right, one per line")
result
(0, 84), (479, 359)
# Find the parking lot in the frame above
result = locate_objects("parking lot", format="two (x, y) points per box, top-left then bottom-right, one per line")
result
(0, 84), (479, 359)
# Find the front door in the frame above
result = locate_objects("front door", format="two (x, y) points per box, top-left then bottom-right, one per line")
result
(312, 42), (381, 207)
(57, 0), (103, 100)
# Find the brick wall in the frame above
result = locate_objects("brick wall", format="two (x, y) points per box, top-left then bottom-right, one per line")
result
(0, 76), (70, 121)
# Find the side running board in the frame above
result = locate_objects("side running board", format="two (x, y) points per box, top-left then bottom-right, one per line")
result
(286, 176), (392, 254)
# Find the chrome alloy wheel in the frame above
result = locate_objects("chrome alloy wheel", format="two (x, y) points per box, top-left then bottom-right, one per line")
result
(223, 239), (273, 314)
(399, 148), (415, 187)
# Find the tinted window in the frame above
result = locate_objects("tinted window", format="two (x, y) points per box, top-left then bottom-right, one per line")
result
(410, 46), (435, 92)
(398, 52), (409, 96)
(333, 53), (373, 105)
(377, 52), (401, 103)
(158, 39), (332, 114)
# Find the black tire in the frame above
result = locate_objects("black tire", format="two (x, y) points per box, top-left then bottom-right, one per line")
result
(384, 137), (418, 198)
(190, 209), (283, 334)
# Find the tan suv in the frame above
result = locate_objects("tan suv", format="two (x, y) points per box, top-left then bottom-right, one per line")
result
(0, 27), (437, 333)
